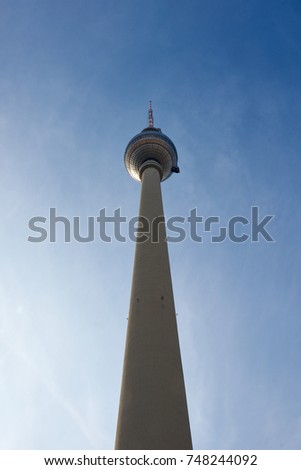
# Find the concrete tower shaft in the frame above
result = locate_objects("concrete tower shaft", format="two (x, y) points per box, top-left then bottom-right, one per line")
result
(116, 107), (192, 450)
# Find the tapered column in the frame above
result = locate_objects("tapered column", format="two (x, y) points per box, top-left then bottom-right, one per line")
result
(115, 165), (192, 450)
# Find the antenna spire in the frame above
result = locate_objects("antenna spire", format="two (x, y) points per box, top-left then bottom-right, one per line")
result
(148, 100), (154, 128)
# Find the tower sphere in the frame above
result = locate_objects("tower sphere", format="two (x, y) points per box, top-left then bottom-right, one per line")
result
(124, 126), (179, 182)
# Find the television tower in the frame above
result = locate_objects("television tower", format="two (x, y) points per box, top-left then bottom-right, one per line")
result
(115, 103), (192, 450)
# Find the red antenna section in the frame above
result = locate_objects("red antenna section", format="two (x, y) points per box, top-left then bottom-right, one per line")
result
(148, 100), (154, 128)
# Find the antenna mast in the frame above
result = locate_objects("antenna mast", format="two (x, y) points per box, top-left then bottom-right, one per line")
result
(148, 100), (154, 128)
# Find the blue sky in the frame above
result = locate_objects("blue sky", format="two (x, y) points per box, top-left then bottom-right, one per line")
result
(0, 0), (300, 449)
